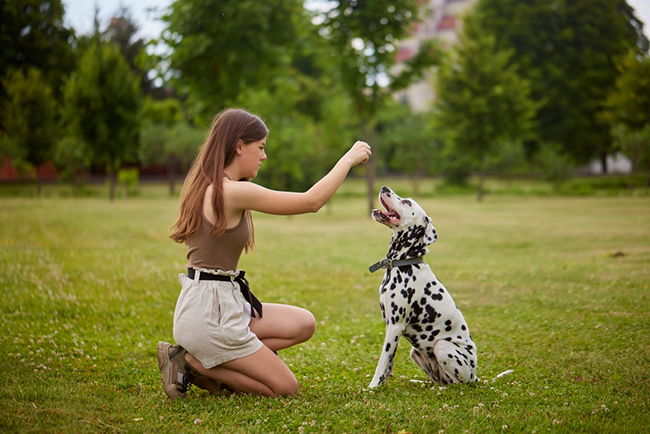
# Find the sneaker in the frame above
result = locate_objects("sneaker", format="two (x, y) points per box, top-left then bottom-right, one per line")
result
(156, 341), (196, 399)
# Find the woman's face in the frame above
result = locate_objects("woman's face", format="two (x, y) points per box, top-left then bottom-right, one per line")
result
(239, 136), (267, 179)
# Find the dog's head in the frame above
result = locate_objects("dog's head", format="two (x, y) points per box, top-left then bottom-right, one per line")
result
(372, 186), (437, 259)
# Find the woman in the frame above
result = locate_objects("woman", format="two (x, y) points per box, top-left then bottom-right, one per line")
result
(157, 108), (371, 398)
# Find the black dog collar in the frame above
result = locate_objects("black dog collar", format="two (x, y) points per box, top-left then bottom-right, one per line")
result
(369, 256), (424, 273)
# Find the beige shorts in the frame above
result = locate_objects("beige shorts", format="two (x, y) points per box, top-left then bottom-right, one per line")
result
(173, 269), (263, 369)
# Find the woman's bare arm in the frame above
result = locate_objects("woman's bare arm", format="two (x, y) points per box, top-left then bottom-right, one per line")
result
(226, 141), (371, 216)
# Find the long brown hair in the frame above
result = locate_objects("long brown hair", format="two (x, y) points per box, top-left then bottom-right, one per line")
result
(170, 108), (269, 251)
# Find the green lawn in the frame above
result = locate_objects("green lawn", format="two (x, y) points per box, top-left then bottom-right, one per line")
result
(1, 185), (649, 433)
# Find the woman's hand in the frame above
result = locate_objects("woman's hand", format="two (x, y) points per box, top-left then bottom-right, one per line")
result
(344, 141), (372, 167)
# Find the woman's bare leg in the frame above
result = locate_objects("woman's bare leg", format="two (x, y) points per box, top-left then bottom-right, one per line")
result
(185, 303), (316, 396)
(249, 303), (316, 351)
(186, 347), (296, 396)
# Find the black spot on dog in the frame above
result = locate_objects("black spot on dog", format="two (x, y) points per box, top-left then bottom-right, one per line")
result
(385, 343), (391, 352)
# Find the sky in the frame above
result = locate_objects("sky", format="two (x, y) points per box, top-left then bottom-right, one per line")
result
(62, 0), (650, 42)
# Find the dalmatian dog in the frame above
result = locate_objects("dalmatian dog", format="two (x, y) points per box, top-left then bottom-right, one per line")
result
(368, 186), (478, 388)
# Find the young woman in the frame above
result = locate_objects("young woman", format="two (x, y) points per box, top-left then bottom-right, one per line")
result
(157, 108), (371, 398)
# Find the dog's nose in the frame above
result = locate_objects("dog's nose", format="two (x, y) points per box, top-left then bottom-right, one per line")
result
(381, 186), (390, 193)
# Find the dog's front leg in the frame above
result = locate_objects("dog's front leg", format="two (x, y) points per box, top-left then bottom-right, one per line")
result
(369, 325), (403, 388)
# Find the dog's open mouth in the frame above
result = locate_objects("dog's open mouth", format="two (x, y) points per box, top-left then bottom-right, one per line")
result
(372, 197), (401, 225)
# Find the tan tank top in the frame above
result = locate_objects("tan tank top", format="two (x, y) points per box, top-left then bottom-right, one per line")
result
(186, 212), (250, 272)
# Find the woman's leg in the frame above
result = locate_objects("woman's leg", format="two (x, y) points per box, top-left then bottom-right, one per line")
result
(185, 303), (316, 397)
(186, 346), (296, 396)
(248, 303), (316, 351)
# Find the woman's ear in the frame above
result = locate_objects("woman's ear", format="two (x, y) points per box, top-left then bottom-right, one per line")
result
(235, 139), (244, 155)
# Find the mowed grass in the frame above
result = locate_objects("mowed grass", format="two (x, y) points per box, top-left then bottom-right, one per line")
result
(0, 186), (649, 433)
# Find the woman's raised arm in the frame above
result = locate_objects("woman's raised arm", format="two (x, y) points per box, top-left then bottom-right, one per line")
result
(226, 141), (371, 216)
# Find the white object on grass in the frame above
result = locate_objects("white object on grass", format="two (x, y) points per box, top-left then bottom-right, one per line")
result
(496, 369), (514, 378)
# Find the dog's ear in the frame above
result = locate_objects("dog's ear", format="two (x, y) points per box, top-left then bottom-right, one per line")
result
(423, 216), (437, 245)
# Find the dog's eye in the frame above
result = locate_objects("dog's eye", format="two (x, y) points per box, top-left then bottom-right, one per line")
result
(402, 200), (412, 206)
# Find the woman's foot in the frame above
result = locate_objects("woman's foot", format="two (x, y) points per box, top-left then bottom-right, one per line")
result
(192, 375), (237, 396)
(156, 342), (196, 399)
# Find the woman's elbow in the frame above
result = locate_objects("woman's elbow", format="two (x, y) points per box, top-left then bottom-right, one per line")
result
(303, 195), (325, 213)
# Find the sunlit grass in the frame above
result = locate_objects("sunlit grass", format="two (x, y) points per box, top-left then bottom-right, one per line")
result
(1, 186), (649, 433)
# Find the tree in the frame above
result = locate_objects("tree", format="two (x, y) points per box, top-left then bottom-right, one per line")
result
(103, 6), (157, 95)
(317, 0), (442, 212)
(611, 124), (650, 191)
(472, 0), (647, 169)
(0, 0), (75, 104)
(60, 43), (142, 200)
(0, 67), (58, 193)
(161, 0), (303, 119)
(535, 142), (574, 192)
(378, 102), (439, 196)
(433, 12), (538, 201)
(139, 97), (203, 195)
(600, 50), (650, 131)
(601, 50), (650, 191)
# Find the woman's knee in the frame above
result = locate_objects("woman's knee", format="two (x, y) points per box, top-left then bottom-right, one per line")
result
(272, 375), (299, 397)
(297, 308), (316, 343)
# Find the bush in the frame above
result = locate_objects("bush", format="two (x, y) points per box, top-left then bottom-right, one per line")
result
(117, 168), (140, 197)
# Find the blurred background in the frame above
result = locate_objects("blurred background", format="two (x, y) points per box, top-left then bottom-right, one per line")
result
(1, 0), (649, 205)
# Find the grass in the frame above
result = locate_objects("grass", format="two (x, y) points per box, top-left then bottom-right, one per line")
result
(0, 183), (649, 433)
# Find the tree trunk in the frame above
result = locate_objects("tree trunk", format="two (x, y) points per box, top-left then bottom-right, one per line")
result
(601, 152), (608, 174)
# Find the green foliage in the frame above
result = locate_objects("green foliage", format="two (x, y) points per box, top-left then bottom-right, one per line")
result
(377, 102), (439, 194)
(433, 11), (538, 199)
(162, 0), (303, 115)
(60, 42), (143, 199)
(484, 139), (527, 176)
(102, 6), (154, 95)
(0, 0), (75, 103)
(140, 119), (204, 194)
(0, 67), (58, 173)
(139, 99), (204, 196)
(600, 50), (650, 131)
(117, 167), (140, 197)
(318, 0), (439, 116)
(473, 0), (645, 164)
(611, 123), (650, 189)
(535, 143), (574, 191)
(141, 96), (181, 126)
(53, 135), (89, 192)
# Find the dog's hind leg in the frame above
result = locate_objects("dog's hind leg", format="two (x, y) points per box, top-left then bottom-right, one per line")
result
(410, 347), (455, 385)
(369, 325), (403, 388)
(432, 340), (477, 384)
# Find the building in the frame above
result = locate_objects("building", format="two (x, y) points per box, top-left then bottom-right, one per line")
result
(393, 0), (477, 111)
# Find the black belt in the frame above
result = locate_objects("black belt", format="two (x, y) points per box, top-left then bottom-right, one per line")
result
(186, 269), (263, 318)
